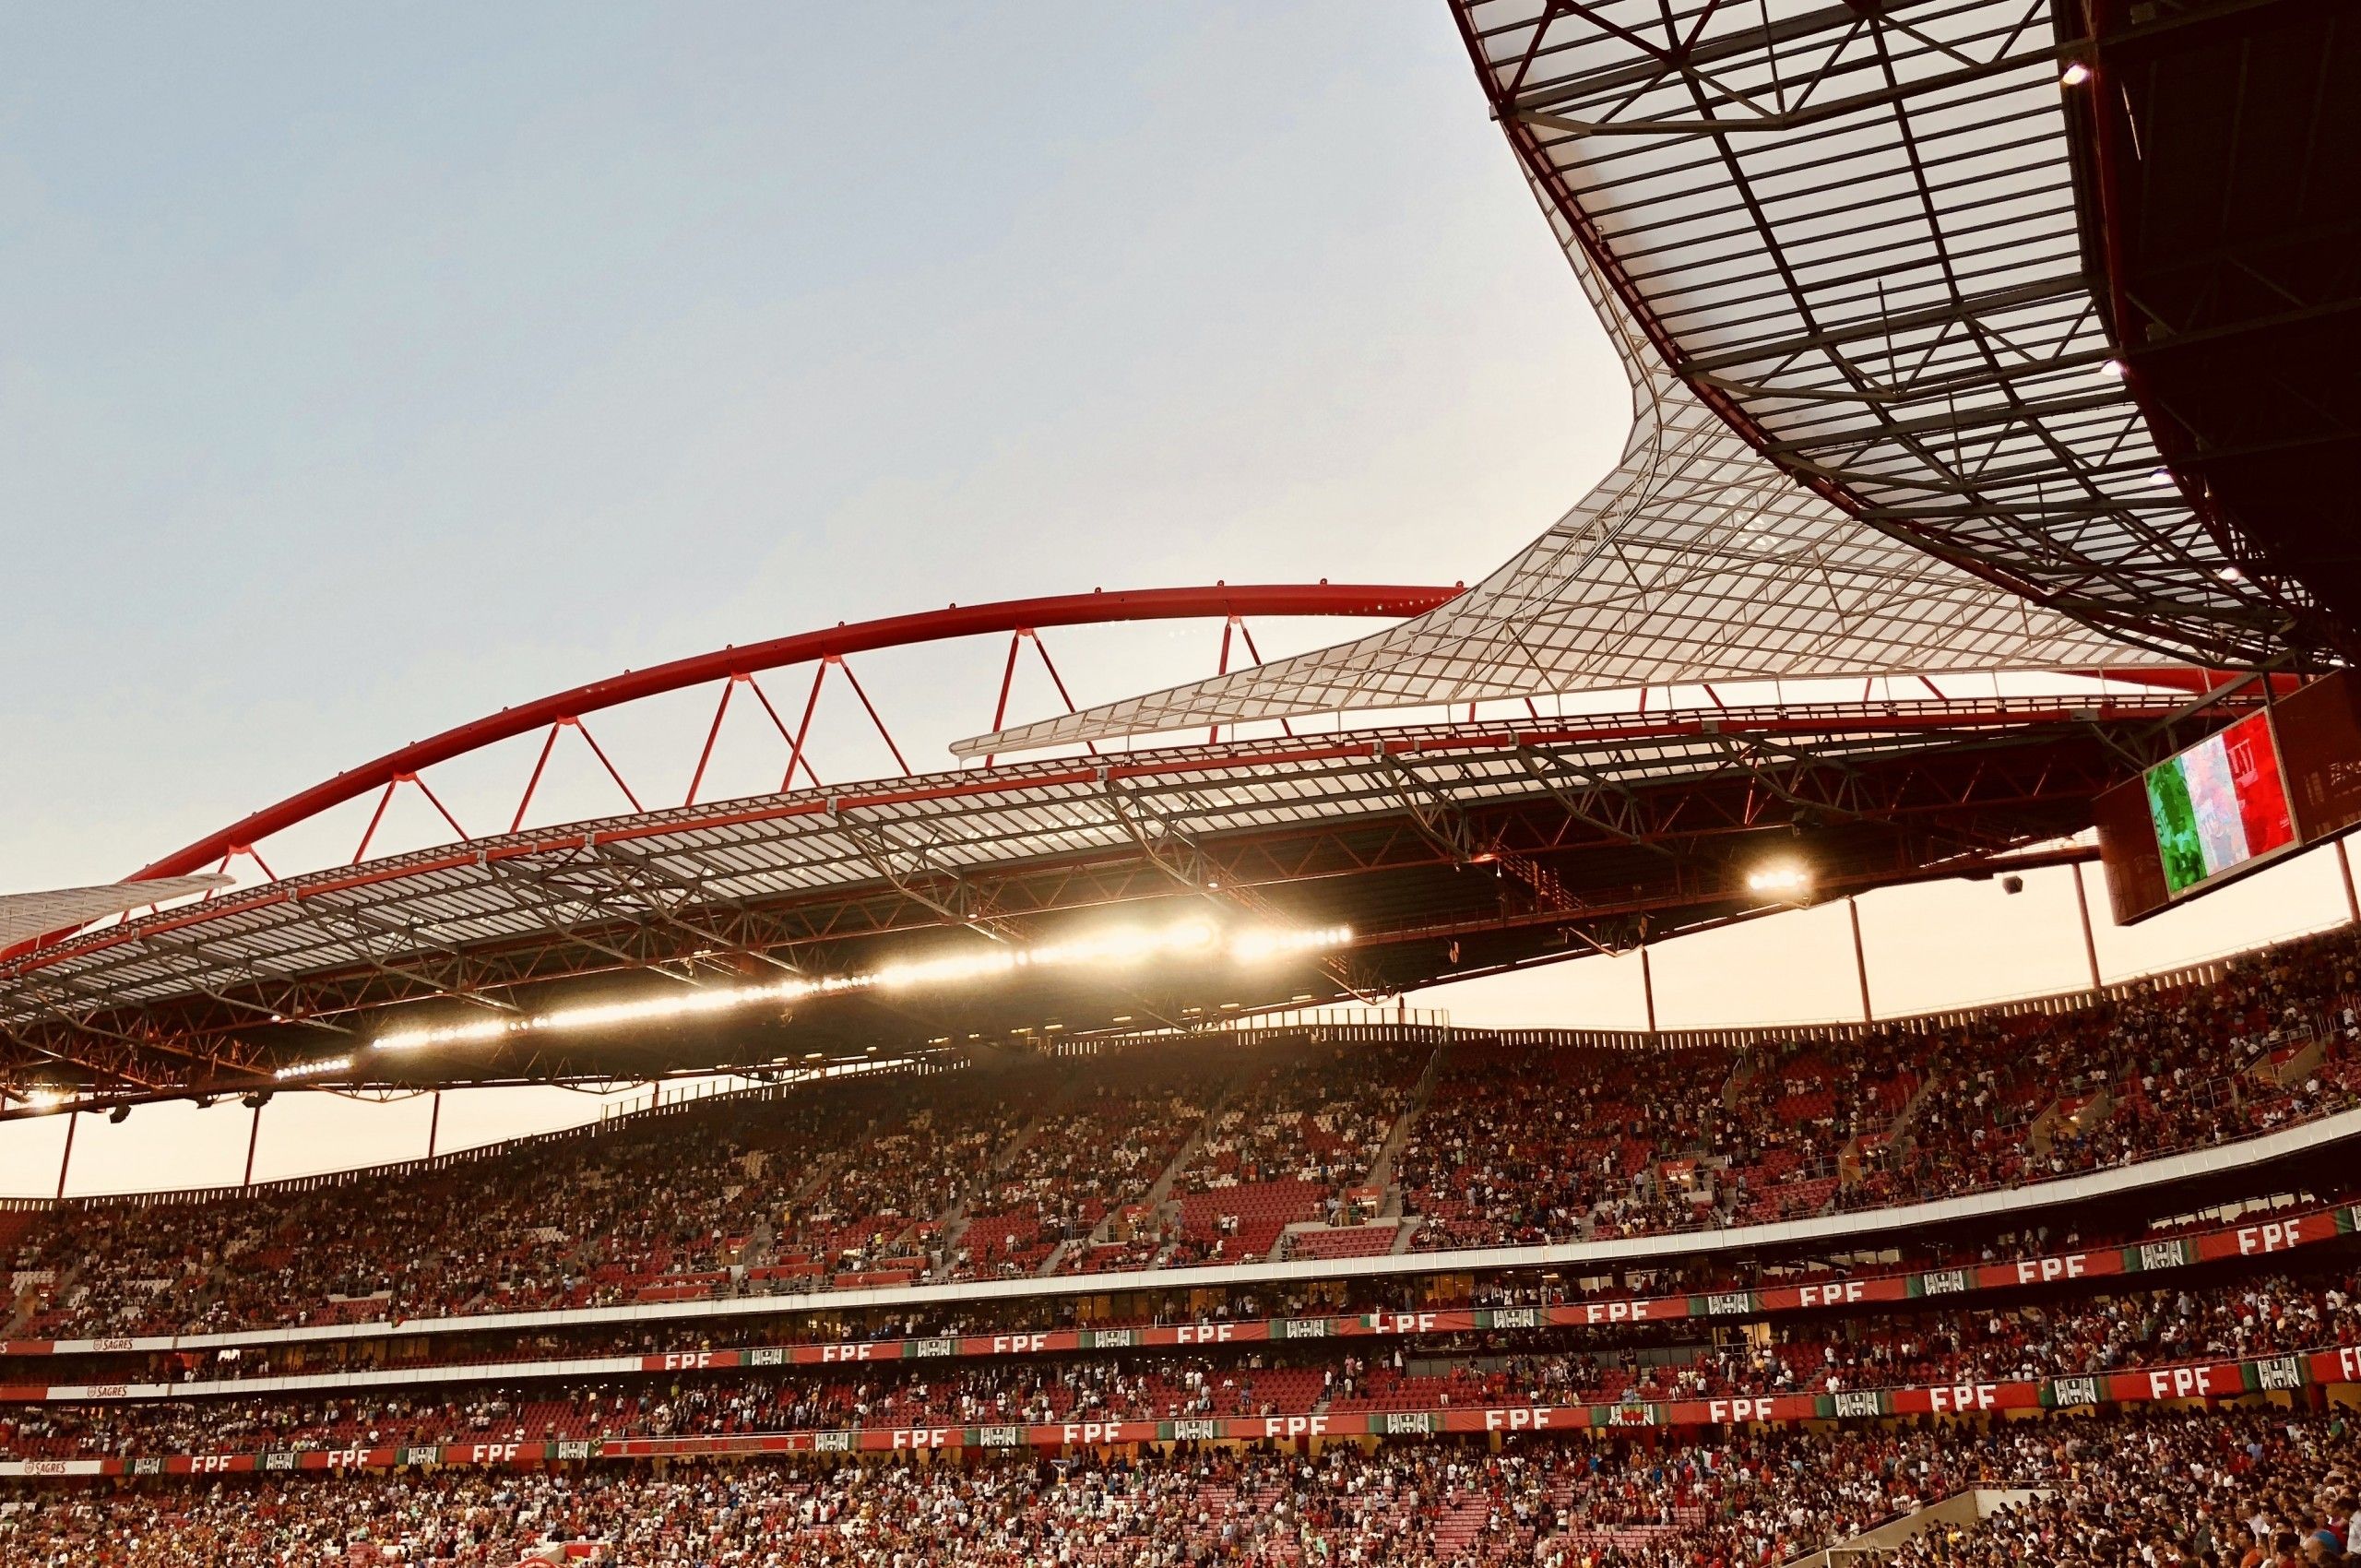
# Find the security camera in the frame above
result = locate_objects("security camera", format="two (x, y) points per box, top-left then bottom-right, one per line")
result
(2000, 874), (2024, 895)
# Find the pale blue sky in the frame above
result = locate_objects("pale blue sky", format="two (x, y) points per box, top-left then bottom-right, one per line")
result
(1, 3), (1619, 885)
(0, 4), (2345, 1193)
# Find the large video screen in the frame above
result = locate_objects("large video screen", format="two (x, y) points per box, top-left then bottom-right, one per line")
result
(2143, 708), (2296, 897)
(2096, 673), (2361, 926)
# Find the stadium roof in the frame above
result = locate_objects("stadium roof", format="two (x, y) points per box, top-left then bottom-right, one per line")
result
(6, 1), (2336, 1112)
(960, 0), (2313, 760)
(0, 879), (232, 951)
(0, 689), (2231, 1105)
(2060, 0), (2359, 643)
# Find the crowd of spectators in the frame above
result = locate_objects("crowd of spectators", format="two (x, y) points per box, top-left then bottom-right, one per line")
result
(1394, 1044), (1728, 1249)
(770, 1082), (1036, 1282)
(1403, 929), (2361, 1253)
(944, 1049), (1229, 1283)
(7, 929), (2361, 1344)
(2, 1406), (2353, 1566)
(6, 1256), (2356, 1464)
(119, 1183), (2327, 1392)
(4, 1077), (932, 1338)
(1885, 1409), (2361, 1568)
(1156, 1039), (1429, 1269)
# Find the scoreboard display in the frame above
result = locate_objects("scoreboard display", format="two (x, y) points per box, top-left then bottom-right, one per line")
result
(2142, 708), (2296, 897)
(2095, 670), (2361, 925)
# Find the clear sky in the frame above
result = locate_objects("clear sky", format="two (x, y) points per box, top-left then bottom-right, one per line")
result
(1, 4), (2344, 1195)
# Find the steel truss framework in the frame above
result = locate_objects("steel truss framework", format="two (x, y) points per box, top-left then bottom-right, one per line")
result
(960, 0), (2306, 760)
(99, 584), (1453, 897)
(0, 880), (230, 952)
(0, 690), (2239, 1102)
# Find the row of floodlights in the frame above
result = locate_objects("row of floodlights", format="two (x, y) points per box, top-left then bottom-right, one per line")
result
(6, 921), (1353, 1107)
(371, 920), (1354, 1055)
(18, 857), (1881, 1101)
(18, 1051), (356, 1109)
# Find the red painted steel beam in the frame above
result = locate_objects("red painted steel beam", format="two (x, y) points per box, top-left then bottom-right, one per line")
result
(130, 584), (1459, 884)
(30, 692), (2202, 989)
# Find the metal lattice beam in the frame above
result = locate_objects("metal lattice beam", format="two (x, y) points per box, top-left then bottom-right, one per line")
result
(0, 692), (2235, 1091)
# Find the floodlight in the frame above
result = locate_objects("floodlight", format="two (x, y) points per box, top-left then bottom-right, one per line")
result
(1745, 861), (1813, 897)
(275, 1055), (354, 1081)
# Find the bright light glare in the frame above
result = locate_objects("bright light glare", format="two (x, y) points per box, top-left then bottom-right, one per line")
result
(549, 974), (877, 1030)
(2058, 60), (2091, 86)
(1229, 924), (1355, 963)
(21, 1088), (72, 1110)
(1026, 921), (1220, 971)
(1746, 862), (1812, 896)
(374, 974), (875, 1051)
(872, 951), (1020, 990)
(372, 919), (1352, 1051)
(275, 1055), (353, 1081)
(374, 1016), (523, 1053)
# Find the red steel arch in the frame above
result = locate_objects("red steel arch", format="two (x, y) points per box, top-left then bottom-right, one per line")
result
(133, 583), (1460, 885)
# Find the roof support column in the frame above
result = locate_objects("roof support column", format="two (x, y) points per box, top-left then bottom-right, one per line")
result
(53, 1109), (76, 1203)
(1847, 897), (1872, 1023)
(2071, 863), (2105, 991)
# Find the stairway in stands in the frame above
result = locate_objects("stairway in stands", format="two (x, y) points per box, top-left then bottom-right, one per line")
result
(1044, 1058), (1259, 1277)
(1274, 1030), (1449, 1263)
(927, 1076), (1083, 1282)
